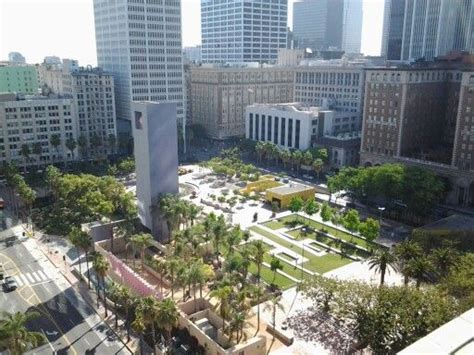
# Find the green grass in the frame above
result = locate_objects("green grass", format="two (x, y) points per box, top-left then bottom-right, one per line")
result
(262, 253), (313, 280)
(249, 226), (352, 274)
(248, 262), (295, 290)
(277, 252), (297, 263)
(263, 219), (287, 230)
(269, 215), (372, 250)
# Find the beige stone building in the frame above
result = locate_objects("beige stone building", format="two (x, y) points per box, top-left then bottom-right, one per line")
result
(360, 64), (474, 207)
(190, 66), (294, 139)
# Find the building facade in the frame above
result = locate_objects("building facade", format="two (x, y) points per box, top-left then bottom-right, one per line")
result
(294, 63), (365, 129)
(360, 65), (474, 206)
(132, 102), (178, 240)
(93, 0), (185, 129)
(382, 0), (474, 61)
(38, 63), (117, 157)
(0, 64), (39, 95)
(190, 66), (294, 139)
(0, 93), (77, 167)
(201, 0), (288, 63)
(341, 0), (363, 53)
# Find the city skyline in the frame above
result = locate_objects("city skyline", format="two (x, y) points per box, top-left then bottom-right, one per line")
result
(0, 0), (385, 66)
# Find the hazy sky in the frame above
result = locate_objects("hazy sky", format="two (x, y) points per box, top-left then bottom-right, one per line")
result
(0, 0), (385, 66)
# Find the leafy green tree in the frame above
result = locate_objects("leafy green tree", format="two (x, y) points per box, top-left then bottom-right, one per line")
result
(368, 248), (398, 286)
(320, 202), (333, 223)
(288, 196), (304, 218)
(0, 311), (45, 353)
(342, 209), (361, 235)
(303, 198), (319, 218)
(301, 275), (341, 312)
(359, 218), (380, 243)
(438, 253), (474, 310)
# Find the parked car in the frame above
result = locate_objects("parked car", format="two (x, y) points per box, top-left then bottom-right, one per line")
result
(4, 276), (18, 291)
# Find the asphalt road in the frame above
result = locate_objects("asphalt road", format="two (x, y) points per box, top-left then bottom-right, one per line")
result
(0, 231), (131, 354)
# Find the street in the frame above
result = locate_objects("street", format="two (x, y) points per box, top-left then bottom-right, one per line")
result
(0, 228), (132, 354)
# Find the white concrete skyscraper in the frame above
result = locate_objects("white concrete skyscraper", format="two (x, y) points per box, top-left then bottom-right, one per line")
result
(342, 0), (363, 53)
(93, 0), (185, 129)
(201, 0), (288, 63)
(382, 0), (474, 61)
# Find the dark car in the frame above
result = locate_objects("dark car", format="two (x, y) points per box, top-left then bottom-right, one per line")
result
(4, 276), (18, 291)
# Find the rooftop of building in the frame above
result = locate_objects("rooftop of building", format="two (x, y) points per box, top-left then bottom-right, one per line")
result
(0, 93), (72, 103)
(267, 183), (315, 195)
(416, 214), (474, 232)
(248, 102), (331, 115)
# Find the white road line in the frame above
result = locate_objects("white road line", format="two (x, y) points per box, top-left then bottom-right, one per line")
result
(37, 270), (49, 281)
(13, 276), (24, 287)
(20, 274), (29, 285)
(25, 273), (35, 283)
(31, 271), (42, 282)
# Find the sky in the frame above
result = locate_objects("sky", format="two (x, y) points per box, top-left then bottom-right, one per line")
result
(0, 0), (385, 66)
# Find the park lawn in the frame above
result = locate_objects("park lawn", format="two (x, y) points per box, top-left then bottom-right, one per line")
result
(262, 253), (313, 280)
(248, 262), (295, 290)
(302, 253), (353, 274)
(279, 215), (371, 249)
(249, 226), (353, 274)
(263, 219), (286, 230)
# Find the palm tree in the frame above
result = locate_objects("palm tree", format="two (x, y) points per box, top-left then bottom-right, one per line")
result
(270, 256), (283, 285)
(152, 258), (167, 295)
(132, 313), (146, 355)
(117, 285), (134, 342)
(210, 285), (233, 333)
(93, 253), (110, 316)
(226, 225), (242, 256)
(130, 233), (153, 270)
(156, 298), (179, 349)
(0, 311), (45, 353)
(312, 158), (324, 179)
(291, 150), (304, 174)
(77, 134), (88, 159)
(229, 311), (247, 343)
(166, 258), (180, 299)
(279, 148), (292, 169)
(50, 134), (61, 162)
(32, 142), (42, 167)
(108, 281), (123, 329)
(431, 247), (459, 277)
(255, 141), (265, 163)
(137, 296), (160, 353)
(405, 257), (434, 288)
(187, 261), (203, 312)
(263, 296), (285, 342)
(250, 240), (265, 332)
(68, 227), (93, 289)
(20, 144), (30, 173)
(394, 240), (423, 285)
(367, 248), (398, 286)
(302, 150), (313, 167)
(188, 204), (201, 226)
(212, 215), (227, 257)
(65, 136), (77, 162)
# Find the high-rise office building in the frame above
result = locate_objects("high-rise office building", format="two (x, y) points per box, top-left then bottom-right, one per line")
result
(92, 0), (185, 129)
(293, 0), (362, 53)
(382, 0), (474, 61)
(0, 64), (39, 95)
(201, 0), (288, 63)
(342, 0), (363, 53)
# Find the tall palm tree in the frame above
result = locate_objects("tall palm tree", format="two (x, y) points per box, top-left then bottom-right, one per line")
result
(117, 285), (134, 342)
(188, 204), (201, 226)
(130, 233), (153, 270)
(226, 225), (242, 256)
(166, 258), (180, 299)
(50, 134), (61, 162)
(20, 144), (30, 173)
(212, 215), (227, 257)
(270, 256), (283, 285)
(0, 311), (45, 354)
(187, 261), (203, 312)
(108, 281), (123, 329)
(65, 137), (77, 162)
(263, 296), (285, 342)
(250, 240), (266, 332)
(405, 257), (434, 288)
(210, 285), (233, 333)
(93, 254), (110, 316)
(131, 313), (146, 355)
(431, 247), (459, 277)
(156, 298), (179, 349)
(229, 311), (247, 343)
(68, 227), (93, 289)
(394, 240), (423, 285)
(312, 158), (324, 179)
(367, 248), (398, 286)
(137, 296), (160, 354)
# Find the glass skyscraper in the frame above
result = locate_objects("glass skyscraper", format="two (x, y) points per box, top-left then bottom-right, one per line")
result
(382, 0), (474, 61)
(201, 0), (288, 63)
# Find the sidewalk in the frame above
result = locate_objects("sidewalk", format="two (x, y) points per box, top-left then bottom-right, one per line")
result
(27, 227), (141, 354)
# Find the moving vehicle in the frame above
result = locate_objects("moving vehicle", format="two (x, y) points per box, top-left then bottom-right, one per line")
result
(4, 276), (18, 291)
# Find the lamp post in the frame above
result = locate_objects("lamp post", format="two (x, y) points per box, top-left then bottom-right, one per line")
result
(301, 242), (305, 281)
(377, 206), (386, 225)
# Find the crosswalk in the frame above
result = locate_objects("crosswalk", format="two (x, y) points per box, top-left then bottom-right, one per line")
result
(12, 270), (51, 287)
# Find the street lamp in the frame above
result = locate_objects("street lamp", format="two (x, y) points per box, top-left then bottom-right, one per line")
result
(301, 242), (305, 281)
(377, 206), (386, 225)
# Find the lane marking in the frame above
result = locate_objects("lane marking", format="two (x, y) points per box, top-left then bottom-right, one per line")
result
(25, 273), (35, 283)
(31, 271), (42, 282)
